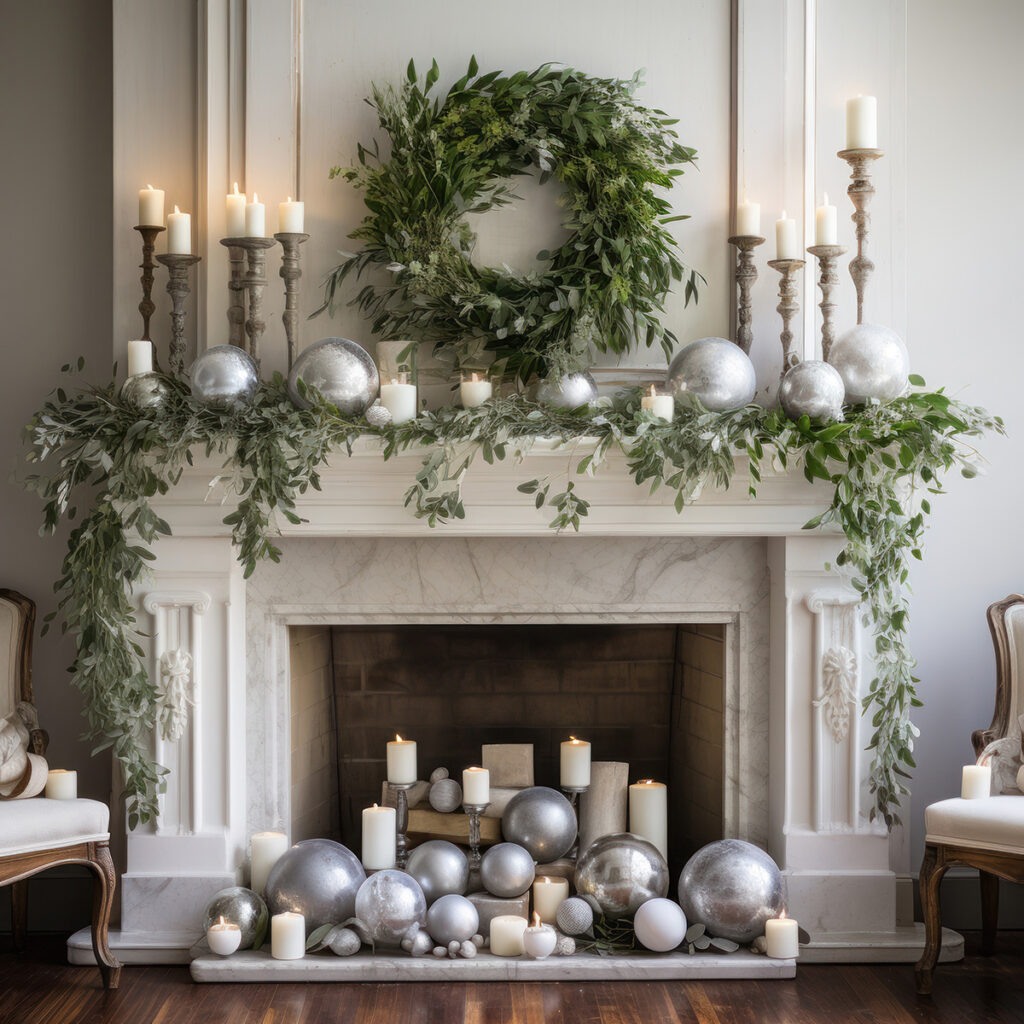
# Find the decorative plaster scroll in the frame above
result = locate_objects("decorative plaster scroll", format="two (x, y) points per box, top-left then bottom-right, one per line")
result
(156, 649), (195, 742)
(814, 646), (858, 743)
(143, 590), (211, 616)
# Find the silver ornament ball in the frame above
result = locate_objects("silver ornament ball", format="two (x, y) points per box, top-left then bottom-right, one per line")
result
(354, 869), (427, 948)
(364, 401), (393, 428)
(202, 886), (268, 950)
(778, 360), (845, 422)
(555, 896), (594, 936)
(534, 371), (598, 410)
(120, 372), (169, 410)
(326, 925), (362, 957)
(827, 322), (909, 404)
(428, 777), (463, 814)
(189, 345), (259, 408)
(405, 840), (470, 904)
(429, 767), (450, 784)
(677, 838), (786, 944)
(265, 838), (366, 934)
(288, 337), (380, 415)
(501, 786), (577, 862)
(426, 893), (480, 946)
(573, 832), (670, 918)
(479, 842), (536, 898)
(667, 337), (757, 412)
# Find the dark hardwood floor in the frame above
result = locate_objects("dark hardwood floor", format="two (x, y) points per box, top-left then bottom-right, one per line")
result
(2, 933), (1023, 1024)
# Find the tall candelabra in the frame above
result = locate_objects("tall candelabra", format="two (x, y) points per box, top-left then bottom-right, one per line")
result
(219, 238), (248, 347)
(806, 244), (848, 361)
(727, 235), (766, 354)
(837, 147), (883, 324)
(134, 225), (165, 341)
(234, 237), (278, 368)
(766, 258), (805, 376)
(388, 781), (415, 870)
(274, 232), (309, 371)
(155, 253), (202, 376)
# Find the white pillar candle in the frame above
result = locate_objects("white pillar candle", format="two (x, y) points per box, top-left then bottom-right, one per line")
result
(735, 199), (760, 237)
(640, 385), (674, 422)
(44, 769), (77, 800)
(460, 372), (492, 408)
(629, 779), (668, 860)
(775, 211), (798, 260)
(814, 193), (838, 246)
(271, 911), (305, 960)
(961, 764), (992, 800)
(532, 876), (569, 925)
(765, 913), (799, 958)
(250, 831), (289, 894)
(207, 916), (241, 956)
(462, 766), (490, 805)
(278, 196), (305, 233)
(226, 182), (246, 237)
(846, 94), (878, 149)
(166, 205), (191, 255)
(489, 914), (528, 956)
(245, 192), (266, 238)
(379, 375), (418, 425)
(386, 734), (417, 784)
(138, 184), (164, 226)
(127, 339), (153, 377)
(361, 803), (397, 870)
(523, 913), (557, 959)
(560, 737), (591, 788)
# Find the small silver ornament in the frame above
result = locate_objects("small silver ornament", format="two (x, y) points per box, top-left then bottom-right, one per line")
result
(354, 869), (427, 948)
(288, 337), (379, 415)
(827, 322), (909, 404)
(677, 838), (786, 944)
(202, 886), (268, 950)
(426, 894), (479, 946)
(405, 927), (433, 957)
(555, 931), (577, 956)
(574, 832), (670, 919)
(460, 939), (477, 958)
(405, 840), (469, 904)
(555, 896), (594, 936)
(667, 337), (757, 412)
(429, 767), (449, 784)
(189, 345), (259, 408)
(479, 842), (536, 898)
(778, 360), (845, 422)
(432, 945), (447, 958)
(120, 372), (169, 410)
(534, 371), (598, 410)
(365, 401), (393, 428)
(428, 777), (463, 813)
(326, 925), (362, 957)
(502, 786), (577, 862)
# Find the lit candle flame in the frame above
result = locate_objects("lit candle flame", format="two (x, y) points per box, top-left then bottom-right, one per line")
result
(395, 734), (403, 742)
(218, 916), (226, 926)
(233, 182), (241, 195)
(531, 911), (542, 927)
(287, 196), (292, 203)
(146, 183), (154, 190)
(638, 779), (655, 785)
(823, 192), (829, 206)
(780, 909), (787, 920)
(252, 192), (259, 203)
(649, 384), (657, 397)
(781, 209), (787, 220)
(173, 205), (180, 215)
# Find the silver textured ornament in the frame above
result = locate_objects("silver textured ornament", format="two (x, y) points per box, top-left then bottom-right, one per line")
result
(778, 360), (845, 422)
(479, 842), (536, 898)
(573, 832), (670, 918)
(428, 777), (463, 813)
(827, 322), (909, 404)
(555, 896), (594, 936)
(426, 893), (480, 946)
(677, 838), (786, 944)
(502, 786), (577, 862)
(326, 925), (362, 957)
(202, 886), (268, 950)
(120, 372), (168, 410)
(265, 838), (366, 934)
(288, 337), (379, 414)
(534, 371), (598, 410)
(364, 401), (393, 428)
(429, 767), (449, 784)
(667, 337), (757, 412)
(405, 840), (469, 904)
(189, 345), (259, 408)
(354, 869), (427, 948)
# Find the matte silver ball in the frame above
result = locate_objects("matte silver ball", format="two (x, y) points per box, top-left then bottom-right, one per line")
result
(778, 360), (846, 422)
(574, 832), (670, 918)
(502, 786), (577, 862)
(479, 842), (536, 898)
(265, 838), (366, 934)
(120, 372), (168, 410)
(189, 345), (259, 407)
(426, 893), (480, 946)
(202, 886), (268, 950)
(405, 840), (469, 904)
(288, 337), (379, 415)
(326, 925), (362, 956)
(365, 401), (393, 428)
(534, 371), (598, 409)
(555, 896), (594, 936)
(429, 767), (449, 784)
(428, 777), (463, 813)
(827, 323), (909, 404)
(667, 337), (756, 412)
(354, 869), (427, 948)
(677, 839), (786, 944)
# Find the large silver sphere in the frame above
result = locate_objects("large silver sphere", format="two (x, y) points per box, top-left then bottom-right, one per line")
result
(405, 840), (469, 905)
(425, 893), (479, 946)
(479, 842), (536, 898)
(189, 345), (259, 407)
(574, 832), (670, 918)
(677, 839), (786, 944)
(667, 337), (757, 412)
(354, 869), (427, 948)
(288, 337), (379, 414)
(534, 371), (598, 409)
(502, 786), (577, 862)
(265, 838), (366, 934)
(827, 323), (909, 404)
(120, 372), (169, 410)
(202, 886), (268, 950)
(778, 360), (845, 422)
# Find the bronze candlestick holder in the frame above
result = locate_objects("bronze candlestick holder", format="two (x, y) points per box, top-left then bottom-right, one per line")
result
(727, 235), (766, 354)
(134, 224), (166, 341)
(155, 253), (202, 376)
(235, 237), (278, 367)
(388, 781), (415, 870)
(806, 244), (848, 361)
(767, 258), (805, 376)
(219, 238), (248, 347)
(274, 232), (309, 371)
(837, 147), (883, 324)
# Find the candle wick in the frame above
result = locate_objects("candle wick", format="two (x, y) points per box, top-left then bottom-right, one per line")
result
(173, 205), (180, 215)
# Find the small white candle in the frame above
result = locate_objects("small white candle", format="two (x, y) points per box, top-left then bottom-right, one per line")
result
(489, 914), (528, 956)
(736, 198), (760, 237)
(379, 374), (418, 425)
(226, 182), (246, 237)
(278, 196), (305, 234)
(846, 94), (878, 149)
(361, 803), (397, 870)
(127, 339), (153, 377)
(523, 912), (557, 959)
(271, 911), (305, 960)
(560, 737), (591, 788)
(250, 831), (289, 894)
(462, 766), (490, 805)
(386, 734), (417, 784)
(138, 184), (164, 226)
(765, 912), (799, 958)
(207, 915), (241, 956)
(629, 779), (668, 860)
(961, 764), (992, 800)
(814, 193), (838, 246)
(245, 191), (266, 238)
(532, 876), (569, 925)
(44, 769), (77, 800)
(460, 372), (492, 408)
(167, 205), (191, 254)
(641, 384), (675, 422)
(775, 210), (798, 260)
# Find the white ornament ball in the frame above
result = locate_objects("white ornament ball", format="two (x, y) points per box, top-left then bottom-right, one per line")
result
(365, 402), (393, 428)
(667, 337), (757, 412)
(523, 923), (558, 960)
(827, 323), (909, 404)
(778, 360), (845, 423)
(633, 897), (687, 953)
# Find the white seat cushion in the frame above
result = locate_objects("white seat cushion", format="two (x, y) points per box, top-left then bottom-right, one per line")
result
(925, 795), (1024, 855)
(0, 797), (109, 856)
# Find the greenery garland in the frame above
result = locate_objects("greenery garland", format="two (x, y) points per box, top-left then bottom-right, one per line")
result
(23, 369), (999, 830)
(317, 57), (702, 382)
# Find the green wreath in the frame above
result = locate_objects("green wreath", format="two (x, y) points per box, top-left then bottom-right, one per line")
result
(317, 57), (703, 382)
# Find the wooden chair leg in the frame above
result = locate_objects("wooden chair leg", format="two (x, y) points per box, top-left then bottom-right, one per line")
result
(980, 870), (999, 956)
(86, 843), (121, 990)
(11, 880), (28, 952)
(916, 843), (948, 996)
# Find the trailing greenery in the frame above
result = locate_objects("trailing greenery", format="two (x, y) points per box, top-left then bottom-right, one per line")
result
(23, 368), (999, 830)
(317, 57), (702, 382)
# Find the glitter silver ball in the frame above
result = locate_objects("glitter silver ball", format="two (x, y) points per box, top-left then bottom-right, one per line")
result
(428, 778), (463, 814)
(202, 886), (268, 950)
(189, 345), (259, 407)
(405, 840), (469, 905)
(574, 832), (670, 919)
(354, 869), (427, 948)
(677, 839), (786, 944)
(667, 337), (757, 412)
(555, 896), (594, 936)
(426, 893), (480, 946)
(288, 337), (379, 415)
(265, 838), (366, 934)
(120, 372), (169, 410)
(502, 786), (578, 862)
(364, 401), (393, 428)
(479, 842), (536, 898)
(827, 323), (909, 404)
(534, 371), (598, 409)
(778, 360), (846, 422)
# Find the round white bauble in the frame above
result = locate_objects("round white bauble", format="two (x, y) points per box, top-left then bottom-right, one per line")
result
(633, 897), (687, 953)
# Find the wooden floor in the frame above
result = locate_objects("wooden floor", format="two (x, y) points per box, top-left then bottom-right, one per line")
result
(2, 933), (1024, 1024)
